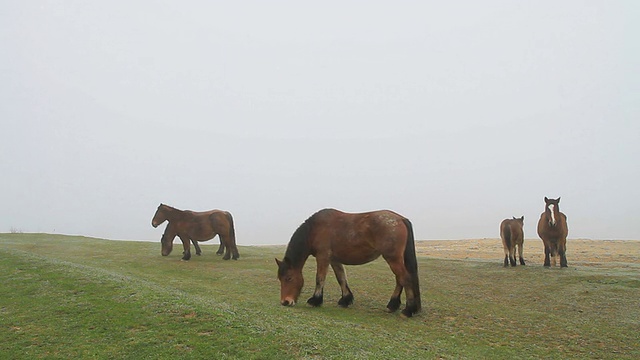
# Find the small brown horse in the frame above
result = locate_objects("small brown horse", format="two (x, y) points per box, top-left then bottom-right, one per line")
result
(500, 216), (525, 267)
(537, 197), (568, 267)
(275, 208), (422, 318)
(151, 204), (239, 260)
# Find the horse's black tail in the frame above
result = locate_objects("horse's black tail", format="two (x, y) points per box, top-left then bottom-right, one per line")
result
(502, 225), (512, 249)
(225, 211), (236, 241)
(402, 218), (421, 313)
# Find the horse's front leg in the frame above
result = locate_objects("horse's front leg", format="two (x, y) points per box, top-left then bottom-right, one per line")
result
(559, 242), (568, 268)
(307, 258), (330, 307)
(191, 239), (202, 256)
(179, 235), (191, 261)
(543, 245), (551, 267)
(331, 261), (353, 307)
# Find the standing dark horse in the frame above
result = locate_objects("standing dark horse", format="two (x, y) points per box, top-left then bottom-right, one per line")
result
(537, 197), (568, 267)
(275, 208), (421, 318)
(500, 216), (525, 267)
(151, 204), (239, 261)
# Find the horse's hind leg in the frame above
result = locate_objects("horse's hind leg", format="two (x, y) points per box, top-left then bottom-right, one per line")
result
(509, 247), (517, 267)
(503, 246), (510, 267)
(331, 261), (353, 307)
(385, 257), (417, 316)
(191, 239), (202, 256)
(216, 241), (224, 255)
(518, 243), (525, 265)
(219, 235), (233, 260)
(219, 234), (239, 260)
(386, 283), (403, 313)
(179, 236), (191, 261)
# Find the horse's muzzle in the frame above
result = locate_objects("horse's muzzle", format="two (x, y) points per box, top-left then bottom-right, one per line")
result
(280, 299), (296, 307)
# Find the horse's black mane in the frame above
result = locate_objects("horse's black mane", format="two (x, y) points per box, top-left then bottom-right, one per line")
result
(161, 203), (180, 211)
(283, 214), (314, 268)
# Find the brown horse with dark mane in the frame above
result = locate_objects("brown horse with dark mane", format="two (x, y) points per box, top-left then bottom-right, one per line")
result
(151, 204), (239, 260)
(275, 208), (422, 318)
(537, 197), (568, 267)
(500, 216), (525, 267)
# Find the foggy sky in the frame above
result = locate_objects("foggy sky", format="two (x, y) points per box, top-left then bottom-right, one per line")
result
(1, 1), (639, 244)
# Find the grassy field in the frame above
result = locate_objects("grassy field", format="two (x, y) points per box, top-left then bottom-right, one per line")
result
(1, 233), (639, 359)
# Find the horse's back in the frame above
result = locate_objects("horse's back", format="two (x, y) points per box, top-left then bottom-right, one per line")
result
(310, 209), (408, 264)
(314, 208), (406, 237)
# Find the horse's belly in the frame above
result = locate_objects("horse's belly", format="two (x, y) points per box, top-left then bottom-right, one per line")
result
(190, 232), (217, 241)
(332, 250), (380, 265)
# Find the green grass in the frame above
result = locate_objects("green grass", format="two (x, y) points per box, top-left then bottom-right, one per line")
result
(1, 233), (638, 359)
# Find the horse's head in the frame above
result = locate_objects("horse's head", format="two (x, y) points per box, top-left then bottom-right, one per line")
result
(512, 215), (524, 224)
(544, 197), (561, 226)
(160, 233), (173, 256)
(152, 204), (168, 228)
(275, 257), (304, 306)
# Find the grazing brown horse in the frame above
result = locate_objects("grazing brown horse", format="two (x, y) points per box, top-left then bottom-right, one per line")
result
(500, 216), (525, 267)
(275, 208), (422, 318)
(537, 197), (568, 267)
(151, 204), (239, 260)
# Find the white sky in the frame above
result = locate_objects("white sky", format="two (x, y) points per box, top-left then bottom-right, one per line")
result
(1, 1), (639, 244)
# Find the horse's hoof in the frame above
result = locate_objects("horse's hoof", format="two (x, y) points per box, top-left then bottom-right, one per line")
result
(386, 297), (401, 312)
(337, 294), (353, 307)
(307, 295), (323, 307)
(400, 309), (414, 318)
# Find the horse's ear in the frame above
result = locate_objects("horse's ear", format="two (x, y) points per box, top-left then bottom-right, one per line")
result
(544, 196), (549, 202)
(557, 197), (561, 203)
(521, 216), (524, 221)
(275, 258), (282, 267)
(512, 216), (517, 220)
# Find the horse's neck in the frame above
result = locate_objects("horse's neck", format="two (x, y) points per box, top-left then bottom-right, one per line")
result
(284, 223), (312, 268)
(163, 206), (184, 222)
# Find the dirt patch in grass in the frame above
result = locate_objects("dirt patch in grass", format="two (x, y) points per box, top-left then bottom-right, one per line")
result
(416, 238), (640, 268)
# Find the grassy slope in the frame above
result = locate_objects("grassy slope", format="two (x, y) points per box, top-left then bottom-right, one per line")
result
(1, 234), (638, 359)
